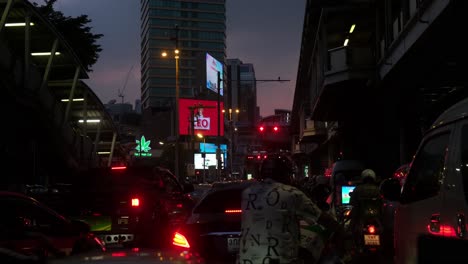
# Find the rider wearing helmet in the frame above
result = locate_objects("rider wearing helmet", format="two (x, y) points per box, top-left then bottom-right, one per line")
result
(348, 169), (382, 235)
(349, 169), (380, 206)
(239, 154), (344, 264)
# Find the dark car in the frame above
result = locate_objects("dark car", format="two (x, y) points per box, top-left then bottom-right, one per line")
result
(171, 181), (251, 263)
(60, 165), (196, 248)
(29, 166), (195, 249)
(0, 191), (105, 260)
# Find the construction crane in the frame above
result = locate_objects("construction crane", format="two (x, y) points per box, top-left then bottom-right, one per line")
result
(118, 64), (134, 104)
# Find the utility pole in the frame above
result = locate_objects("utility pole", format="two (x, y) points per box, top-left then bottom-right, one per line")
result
(217, 71), (222, 181)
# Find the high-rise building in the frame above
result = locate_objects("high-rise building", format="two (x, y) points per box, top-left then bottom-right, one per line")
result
(226, 59), (257, 126)
(226, 59), (258, 177)
(140, 0), (226, 142)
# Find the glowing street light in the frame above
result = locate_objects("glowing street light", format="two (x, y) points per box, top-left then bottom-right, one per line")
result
(160, 25), (181, 181)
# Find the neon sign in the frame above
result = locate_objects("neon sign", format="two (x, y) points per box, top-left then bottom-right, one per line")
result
(134, 135), (152, 157)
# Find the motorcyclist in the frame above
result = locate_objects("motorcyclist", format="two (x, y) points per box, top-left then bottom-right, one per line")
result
(348, 169), (382, 237)
(349, 169), (380, 205)
(238, 155), (344, 264)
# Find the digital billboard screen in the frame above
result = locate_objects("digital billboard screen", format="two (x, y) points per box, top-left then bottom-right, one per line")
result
(194, 153), (224, 170)
(206, 53), (223, 96)
(179, 98), (224, 136)
(200, 143), (227, 162)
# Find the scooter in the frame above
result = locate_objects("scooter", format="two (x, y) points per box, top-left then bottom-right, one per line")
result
(344, 198), (384, 257)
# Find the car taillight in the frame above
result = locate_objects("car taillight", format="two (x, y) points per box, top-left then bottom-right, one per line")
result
(111, 166), (127, 170)
(131, 198), (140, 207)
(367, 225), (376, 234)
(173, 232), (190, 248)
(225, 209), (242, 214)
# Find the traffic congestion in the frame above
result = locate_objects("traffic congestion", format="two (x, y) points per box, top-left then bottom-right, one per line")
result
(2, 0), (468, 263)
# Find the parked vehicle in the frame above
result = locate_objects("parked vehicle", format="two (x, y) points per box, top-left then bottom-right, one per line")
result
(388, 97), (468, 263)
(0, 191), (105, 260)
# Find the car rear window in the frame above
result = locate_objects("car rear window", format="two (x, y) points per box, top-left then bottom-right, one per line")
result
(194, 188), (243, 214)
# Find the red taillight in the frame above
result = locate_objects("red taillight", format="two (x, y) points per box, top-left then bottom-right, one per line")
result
(427, 224), (457, 237)
(176, 203), (183, 208)
(131, 247), (140, 252)
(367, 225), (376, 234)
(225, 209), (242, 214)
(111, 166), (127, 170)
(131, 198), (140, 207)
(259, 126), (264, 132)
(173, 232), (190, 248)
(273, 126), (279, 132)
(112, 252), (127, 257)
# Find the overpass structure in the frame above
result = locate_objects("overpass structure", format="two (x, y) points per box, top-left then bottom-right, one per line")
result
(0, 0), (120, 188)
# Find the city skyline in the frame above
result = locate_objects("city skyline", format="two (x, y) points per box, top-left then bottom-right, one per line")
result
(41, 0), (305, 117)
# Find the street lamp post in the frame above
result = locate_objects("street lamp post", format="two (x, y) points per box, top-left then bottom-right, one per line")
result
(162, 25), (181, 182)
(197, 133), (206, 183)
(229, 109), (239, 178)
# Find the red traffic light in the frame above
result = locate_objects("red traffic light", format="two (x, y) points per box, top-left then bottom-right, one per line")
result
(259, 126), (264, 132)
(273, 126), (279, 132)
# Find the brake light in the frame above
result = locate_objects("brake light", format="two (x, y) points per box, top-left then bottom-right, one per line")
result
(112, 252), (127, 257)
(367, 225), (376, 234)
(131, 198), (140, 207)
(225, 209), (242, 214)
(427, 224), (457, 237)
(173, 232), (190, 248)
(111, 166), (127, 170)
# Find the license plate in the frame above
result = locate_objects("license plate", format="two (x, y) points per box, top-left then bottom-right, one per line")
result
(227, 237), (240, 252)
(117, 217), (129, 225)
(364, 234), (380, 246)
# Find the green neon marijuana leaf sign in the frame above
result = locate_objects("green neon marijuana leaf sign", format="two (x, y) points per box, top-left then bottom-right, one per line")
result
(136, 136), (151, 153)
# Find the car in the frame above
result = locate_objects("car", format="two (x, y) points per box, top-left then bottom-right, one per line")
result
(0, 191), (105, 259)
(34, 166), (195, 249)
(171, 181), (250, 263)
(389, 97), (468, 263)
(49, 247), (205, 264)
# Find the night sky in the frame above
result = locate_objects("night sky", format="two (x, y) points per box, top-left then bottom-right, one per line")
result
(34, 0), (305, 117)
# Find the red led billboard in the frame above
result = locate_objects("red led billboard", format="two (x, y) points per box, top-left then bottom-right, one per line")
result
(179, 98), (224, 136)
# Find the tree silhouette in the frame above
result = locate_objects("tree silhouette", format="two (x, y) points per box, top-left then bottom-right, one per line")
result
(34, 0), (103, 71)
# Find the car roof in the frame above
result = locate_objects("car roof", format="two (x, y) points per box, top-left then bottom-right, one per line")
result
(332, 160), (364, 172)
(210, 180), (255, 191)
(432, 97), (468, 130)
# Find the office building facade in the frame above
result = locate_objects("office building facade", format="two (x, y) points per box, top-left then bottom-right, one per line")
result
(226, 59), (259, 177)
(140, 0), (226, 142)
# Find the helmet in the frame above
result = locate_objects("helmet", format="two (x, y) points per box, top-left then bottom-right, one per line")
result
(259, 154), (294, 184)
(361, 169), (376, 182)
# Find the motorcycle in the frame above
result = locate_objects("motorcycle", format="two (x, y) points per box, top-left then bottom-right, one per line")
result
(344, 197), (384, 256)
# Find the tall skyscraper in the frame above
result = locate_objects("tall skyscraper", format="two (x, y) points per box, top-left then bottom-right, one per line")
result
(140, 0), (226, 141)
(226, 59), (257, 126)
(226, 59), (258, 177)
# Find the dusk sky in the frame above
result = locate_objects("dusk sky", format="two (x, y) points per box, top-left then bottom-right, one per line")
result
(38, 0), (306, 117)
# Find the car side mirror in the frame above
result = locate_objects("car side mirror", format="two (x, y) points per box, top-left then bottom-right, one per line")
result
(380, 179), (401, 202)
(183, 183), (195, 193)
